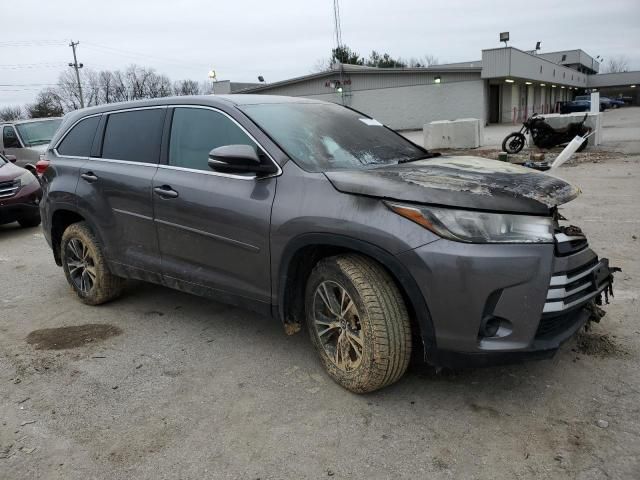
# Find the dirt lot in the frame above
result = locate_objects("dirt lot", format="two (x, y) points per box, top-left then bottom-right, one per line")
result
(1, 153), (640, 478)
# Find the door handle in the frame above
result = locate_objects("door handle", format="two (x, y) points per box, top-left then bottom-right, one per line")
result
(153, 185), (179, 199)
(81, 172), (98, 183)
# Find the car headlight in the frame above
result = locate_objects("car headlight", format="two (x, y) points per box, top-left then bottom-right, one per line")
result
(17, 170), (37, 187)
(385, 202), (554, 243)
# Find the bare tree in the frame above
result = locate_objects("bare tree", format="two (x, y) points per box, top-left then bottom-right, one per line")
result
(421, 54), (440, 67)
(311, 57), (331, 73)
(24, 64), (205, 113)
(603, 56), (630, 73)
(0, 106), (23, 121)
(174, 79), (201, 96)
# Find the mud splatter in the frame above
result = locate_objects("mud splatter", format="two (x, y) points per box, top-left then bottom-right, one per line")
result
(575, 332), (627, 358)
(26, 324), (122, 350)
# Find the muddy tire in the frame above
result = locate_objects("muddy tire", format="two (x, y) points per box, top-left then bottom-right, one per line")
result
(60, 222), (124, 305)
(305, 254), (412, 393)
(18, 214), (41, 228)
(502, 132), (526, 154)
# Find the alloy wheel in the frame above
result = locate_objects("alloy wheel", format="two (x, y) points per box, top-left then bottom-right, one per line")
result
(312, 280), (364, 371)
(65, 238), (96, 294)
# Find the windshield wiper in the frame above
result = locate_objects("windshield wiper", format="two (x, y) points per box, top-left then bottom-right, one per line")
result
(397, 151), (441, 164)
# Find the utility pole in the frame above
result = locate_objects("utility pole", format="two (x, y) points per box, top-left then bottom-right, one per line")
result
(68, 40), (84, 108)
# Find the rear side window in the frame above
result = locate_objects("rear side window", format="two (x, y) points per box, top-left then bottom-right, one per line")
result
(102, 109), (165, 163)
(169, 107), (256, 171)
(57, 116), (100, 157)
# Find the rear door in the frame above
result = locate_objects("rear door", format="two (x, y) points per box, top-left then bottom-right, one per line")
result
(75, 107), (166, 280)
(152, 106), (277, 308)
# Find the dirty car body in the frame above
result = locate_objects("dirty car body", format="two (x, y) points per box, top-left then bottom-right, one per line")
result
(39, 95), (616, 390)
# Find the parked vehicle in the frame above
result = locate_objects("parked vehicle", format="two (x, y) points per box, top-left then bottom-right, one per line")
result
(574, 95), (608, 111)
(502, 113), (591, 154)
(39, 96), (616, 393)
(1, 117), (62, 172)
(0, 153), (42, 228)
(560, 100), (591, 114)
(602, 97), (625, 108)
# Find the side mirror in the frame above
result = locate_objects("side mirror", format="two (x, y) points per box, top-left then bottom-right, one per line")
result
(6, 154), (17, 163)
(207, 145), (278, 175)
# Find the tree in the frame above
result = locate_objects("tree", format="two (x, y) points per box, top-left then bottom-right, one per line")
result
(174, 79), (201, 96)
(331, 45), (364, 65)
(26, 89), (64, 118)
(604, 56), (630, 73)
(0, 106), (23, 121)
(366, 50), (406, 68)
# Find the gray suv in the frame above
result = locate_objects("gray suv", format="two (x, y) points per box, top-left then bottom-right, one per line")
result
(40, 95), (616, 393)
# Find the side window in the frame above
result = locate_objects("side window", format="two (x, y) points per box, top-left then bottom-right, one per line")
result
(169, 107), (257, 171)
(57, 116), (101, 157)
(102, 109), (165, 163)
(3, 126), (21, 148)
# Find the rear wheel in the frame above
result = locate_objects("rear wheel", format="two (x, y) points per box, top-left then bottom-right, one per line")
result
(502, 132), (526, 154)
(305, 254), (412, 393)
(61, 222), (124, 305)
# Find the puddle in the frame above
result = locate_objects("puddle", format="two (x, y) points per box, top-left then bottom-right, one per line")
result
(26, 324), (122, 350)
(575, 332), (627, 357)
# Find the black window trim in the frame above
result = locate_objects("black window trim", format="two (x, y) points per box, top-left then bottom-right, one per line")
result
(161, 105), (282, 181)
(53, 112), (103, 160)
(3, 125), (25, 149)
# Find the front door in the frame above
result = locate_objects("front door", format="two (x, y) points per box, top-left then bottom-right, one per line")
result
(2, 126), (23, 163)
(152, 106), (276, 309)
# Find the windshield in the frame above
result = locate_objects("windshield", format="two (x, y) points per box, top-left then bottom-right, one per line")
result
(240, 103), (426, 171)
(0, 155), (6, 166)
(15, 119), (62, 147)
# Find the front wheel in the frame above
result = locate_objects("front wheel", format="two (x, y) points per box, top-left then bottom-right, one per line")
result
(502, 132), (526, 154)
(61, 222), (124, 305)
(305, 254), (412, 393)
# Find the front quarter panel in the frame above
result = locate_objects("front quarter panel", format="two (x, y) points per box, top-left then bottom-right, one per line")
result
(270, 161), (441, 303)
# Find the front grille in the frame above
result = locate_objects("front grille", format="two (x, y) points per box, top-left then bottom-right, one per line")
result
(543, 256), (613, 315)
(0, 180), (20, 199)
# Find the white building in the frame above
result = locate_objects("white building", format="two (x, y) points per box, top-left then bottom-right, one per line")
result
(239, 47), (639, 129)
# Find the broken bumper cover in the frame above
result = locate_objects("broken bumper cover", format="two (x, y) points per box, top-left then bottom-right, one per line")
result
(396, 238), (616, 369)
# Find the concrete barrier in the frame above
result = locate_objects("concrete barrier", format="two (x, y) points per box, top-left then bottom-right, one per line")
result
(423, 118), (483, 149)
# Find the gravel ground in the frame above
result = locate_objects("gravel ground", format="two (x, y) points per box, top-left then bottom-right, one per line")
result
(1, 157), (639, 479)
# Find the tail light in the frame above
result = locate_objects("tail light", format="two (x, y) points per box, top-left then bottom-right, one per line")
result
(35, 159), (50, 176)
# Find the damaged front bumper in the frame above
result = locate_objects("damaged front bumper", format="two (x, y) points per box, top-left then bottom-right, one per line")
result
(397, 228), (618, 369)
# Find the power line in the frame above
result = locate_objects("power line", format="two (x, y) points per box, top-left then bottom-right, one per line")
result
(0, 62), (67, 69)
(0, 40), (66, 48)
(83, 42), (206, 70)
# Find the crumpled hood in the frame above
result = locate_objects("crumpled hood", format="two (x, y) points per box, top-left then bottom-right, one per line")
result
(324, 156), (580, 215)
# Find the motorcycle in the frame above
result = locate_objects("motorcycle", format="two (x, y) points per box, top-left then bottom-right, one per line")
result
(501, 113), (591, 154)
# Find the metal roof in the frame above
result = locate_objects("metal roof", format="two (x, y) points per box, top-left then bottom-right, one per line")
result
(239, 64), (482, 93)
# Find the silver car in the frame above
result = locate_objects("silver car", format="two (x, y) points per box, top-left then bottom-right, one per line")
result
(1, 117), (62, 171)
(39, 96), (617, 393)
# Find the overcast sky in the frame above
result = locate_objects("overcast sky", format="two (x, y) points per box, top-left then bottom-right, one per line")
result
(1, 0), (639, 108)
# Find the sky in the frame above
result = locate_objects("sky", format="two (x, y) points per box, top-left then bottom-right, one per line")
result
(1, 0), (639, 109)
